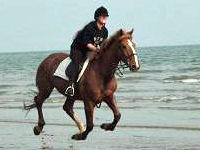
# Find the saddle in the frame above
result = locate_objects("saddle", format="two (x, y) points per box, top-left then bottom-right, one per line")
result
(53, 57), (80, 82)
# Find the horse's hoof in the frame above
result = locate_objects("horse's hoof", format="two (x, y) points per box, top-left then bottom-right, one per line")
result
(100, 123), (115, 131)
(71, 133), (86, 140)
(33, 126), (41, 135)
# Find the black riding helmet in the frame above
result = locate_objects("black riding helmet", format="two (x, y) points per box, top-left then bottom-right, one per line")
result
(94, 6), (109, 20)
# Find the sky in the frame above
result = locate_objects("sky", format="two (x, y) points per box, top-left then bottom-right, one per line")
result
(0, 0), (200, 52)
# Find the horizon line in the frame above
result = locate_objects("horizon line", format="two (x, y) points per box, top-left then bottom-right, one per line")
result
(0, 43), (200, 54)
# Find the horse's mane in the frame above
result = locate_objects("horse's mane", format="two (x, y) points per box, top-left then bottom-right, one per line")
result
(99, 29), (132, 54)
(100, 29), (121, 52)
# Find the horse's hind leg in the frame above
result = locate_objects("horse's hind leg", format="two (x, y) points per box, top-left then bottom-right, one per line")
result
(63, 97), (85, 133)
(33, 85), (53, 135)
(71, 100), (95, 140)
(101, 94), (121, 131)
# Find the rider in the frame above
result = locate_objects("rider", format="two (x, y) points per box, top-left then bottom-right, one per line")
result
(65, 6), (109, 96)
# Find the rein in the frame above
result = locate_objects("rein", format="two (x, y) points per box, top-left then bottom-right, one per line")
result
(115, 62), (128, 77)
(115, 53), (136, 77)
(100, 51), (136, 78)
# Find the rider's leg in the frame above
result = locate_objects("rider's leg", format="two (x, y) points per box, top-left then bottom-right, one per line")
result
(65, 51), (96, 96)
(65, 49), (83, 96)
(65, 62), (79, 96)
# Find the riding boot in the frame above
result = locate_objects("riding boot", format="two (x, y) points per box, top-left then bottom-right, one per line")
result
(65, 62), (79, 96)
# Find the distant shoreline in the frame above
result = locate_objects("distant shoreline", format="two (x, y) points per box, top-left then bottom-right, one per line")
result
(0, 43), (200, 54)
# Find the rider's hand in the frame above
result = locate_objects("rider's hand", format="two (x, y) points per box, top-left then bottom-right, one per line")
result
(96, 45), (100, 50)
(87, 43), (97, 51)
(96, 47), (100, 53)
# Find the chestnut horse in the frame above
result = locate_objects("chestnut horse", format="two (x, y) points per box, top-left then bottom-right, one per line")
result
(24, 29), (140, 140)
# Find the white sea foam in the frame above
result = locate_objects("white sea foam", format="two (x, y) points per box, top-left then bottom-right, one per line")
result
(154, 96), (184, 102)
(181, 79), (200, 83)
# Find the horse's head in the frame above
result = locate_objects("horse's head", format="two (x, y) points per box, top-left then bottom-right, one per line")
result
(115, 29), (140, 71)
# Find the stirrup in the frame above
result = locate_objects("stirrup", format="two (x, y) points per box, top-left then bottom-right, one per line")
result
(65, 83), (74, 96)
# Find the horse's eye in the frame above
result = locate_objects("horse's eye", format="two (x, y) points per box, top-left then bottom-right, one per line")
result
(120, 45), (126, 50)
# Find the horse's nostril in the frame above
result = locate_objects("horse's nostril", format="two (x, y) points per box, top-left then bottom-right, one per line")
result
(130, 65), (140, 71)
(132, 65), (136, 69)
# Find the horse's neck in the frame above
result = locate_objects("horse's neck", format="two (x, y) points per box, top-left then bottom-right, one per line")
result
(96, 45), (119, 77)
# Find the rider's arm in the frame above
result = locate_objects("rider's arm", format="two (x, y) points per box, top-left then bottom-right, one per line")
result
(104, 28), (108, 39)
(86, 43), (98, 51)
(81, 23), (99, 51)
(81, 24), (94, 48)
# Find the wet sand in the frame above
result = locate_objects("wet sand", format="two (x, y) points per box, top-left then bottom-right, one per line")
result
(0, 102), (200, 150)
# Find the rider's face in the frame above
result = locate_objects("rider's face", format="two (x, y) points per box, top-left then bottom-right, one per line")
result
(98, 15), (108, 25)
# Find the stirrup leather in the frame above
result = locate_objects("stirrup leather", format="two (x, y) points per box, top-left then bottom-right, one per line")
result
(76, 58), (89, 82)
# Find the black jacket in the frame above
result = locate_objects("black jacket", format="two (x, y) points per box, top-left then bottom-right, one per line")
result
(71, 21), (108, 53)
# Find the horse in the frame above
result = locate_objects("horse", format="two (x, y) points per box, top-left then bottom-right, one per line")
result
(24, 29), (140, 140)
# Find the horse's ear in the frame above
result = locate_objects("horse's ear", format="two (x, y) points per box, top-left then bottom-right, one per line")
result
(128, 28), (134, 35)
(118, 29), (125, 37)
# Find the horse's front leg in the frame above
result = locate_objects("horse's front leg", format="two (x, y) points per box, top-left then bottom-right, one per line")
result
(72, 100), (95, 140)
(101, 94), (121, 131)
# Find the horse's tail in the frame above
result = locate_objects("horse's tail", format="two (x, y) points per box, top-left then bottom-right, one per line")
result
(23, 96), (37, 110)
(24, 53), (68, 111)
(23, 94), (38, 110)
(24, 102), (36, 110)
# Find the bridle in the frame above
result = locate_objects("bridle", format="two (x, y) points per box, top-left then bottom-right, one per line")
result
(115, 38), (138, 77)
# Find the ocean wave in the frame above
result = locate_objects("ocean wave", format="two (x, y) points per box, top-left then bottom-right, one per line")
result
(0, 84), (14, 89)
(164, 75), (200, 83)
(0, 91), (8, 95)
(139, 69), (164, 74)
(119, 76), (141, 81)
(154, 96), (183, 102)
(153, 95), (200, 103)
(181, 79), (200, 83)
(179, 67), (200, 72)
(158, 106), (200, 111)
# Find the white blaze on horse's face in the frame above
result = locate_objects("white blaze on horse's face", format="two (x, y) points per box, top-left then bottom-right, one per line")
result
(127, 39), (140, 70)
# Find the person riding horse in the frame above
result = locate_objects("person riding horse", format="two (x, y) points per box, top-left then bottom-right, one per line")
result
(65, 6), (109, 96)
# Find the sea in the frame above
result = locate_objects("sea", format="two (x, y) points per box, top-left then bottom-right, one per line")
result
(0, 45), (200, 149)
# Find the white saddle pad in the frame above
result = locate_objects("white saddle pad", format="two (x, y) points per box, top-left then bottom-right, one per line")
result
(53, 57), (71, 81)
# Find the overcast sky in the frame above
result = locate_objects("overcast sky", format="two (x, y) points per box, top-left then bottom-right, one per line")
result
(0, 0), (200, 52)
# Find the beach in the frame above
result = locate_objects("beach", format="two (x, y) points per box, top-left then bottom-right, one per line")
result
(0, 45), (200, 149)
